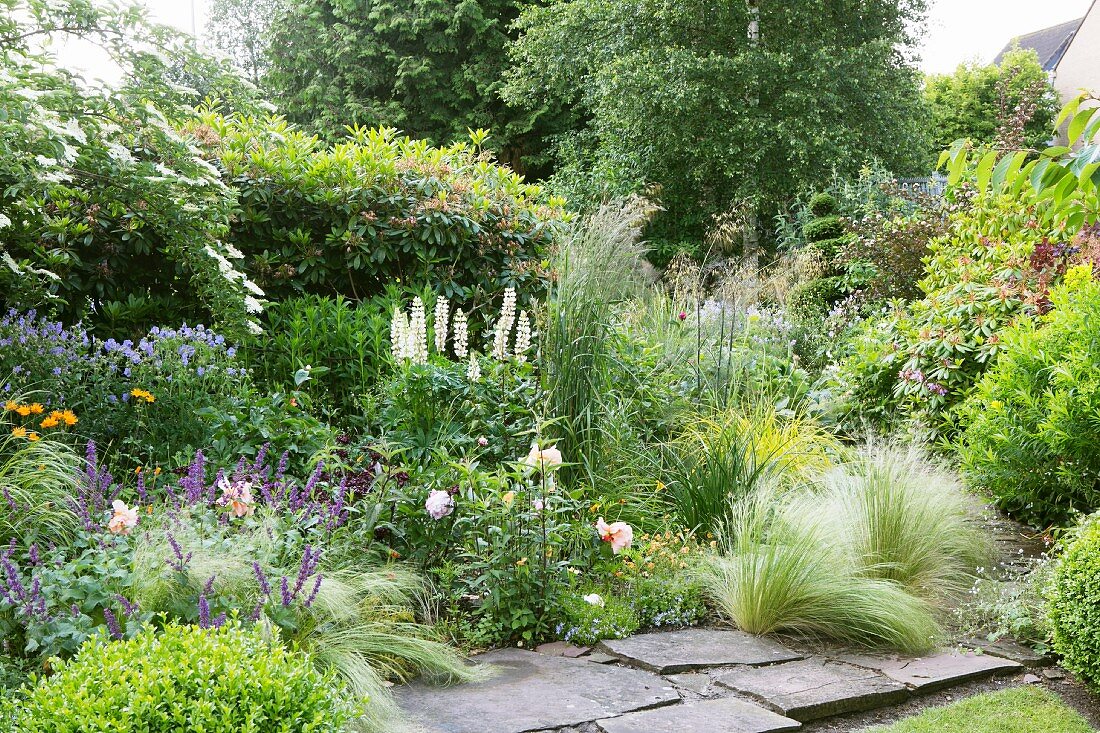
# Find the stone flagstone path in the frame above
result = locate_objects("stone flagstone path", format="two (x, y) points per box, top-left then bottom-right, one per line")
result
(396, 628), (1026, 733)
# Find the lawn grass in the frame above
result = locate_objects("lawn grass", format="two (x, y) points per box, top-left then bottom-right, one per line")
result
(866, 686), (1093, 733)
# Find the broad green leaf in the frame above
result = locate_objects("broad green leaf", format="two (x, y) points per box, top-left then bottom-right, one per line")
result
(1054, 95), (1083, 130)
(975, 150), (998, 191)
(947, 147), (969, 185)
(1068, 107), (1099, 146)
(1030, 158), (1052, 192)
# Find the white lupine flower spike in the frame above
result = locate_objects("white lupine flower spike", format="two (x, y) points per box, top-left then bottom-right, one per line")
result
(452, 308), (469, 358)
(434, 296), (450, 355)
(514, 310), (532, 362)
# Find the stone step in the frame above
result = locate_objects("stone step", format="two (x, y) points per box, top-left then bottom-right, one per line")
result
(597, 628), (802, 674)
(396, 647), (680, 733)
(834, 649), (1023, 692)
(711, 657), (910, 722)
(596, 696), (802, 733)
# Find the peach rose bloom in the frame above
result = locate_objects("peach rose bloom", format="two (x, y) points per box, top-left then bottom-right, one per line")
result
(522, 443), (563, 471)
(108, 500), (139, 535)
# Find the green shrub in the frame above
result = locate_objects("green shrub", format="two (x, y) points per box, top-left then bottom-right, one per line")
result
(787, 276), (845, 322)
(0, 4), (263, 338)
(247, 294), (395, 421)
(831, 189), (1084, 433)
(808, 192), (838, 218)
(1, 621), (356, 732)
(556, 591), (640, 646)
(957, 273), (1100, 527)
(802, 215), (846, 243)
(1050, 516), (1100, 691)
(201, 113), (570, 308)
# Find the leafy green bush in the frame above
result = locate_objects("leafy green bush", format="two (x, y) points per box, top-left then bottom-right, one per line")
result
(808, 192), (838, 218)
(1, 621), (356, 733)
(787, 276), (845, 323)
(0, 312), (253, 467)
(200, 113), (570, 308)
(803, 215), (846, 244)
(830, 96), (1100, 433)
(555, 591), (639, 646)
(247, 295), (394, 421)
(0, 1), (264, 339)
(957, 271), (1100, 527)
(1050, 515), (1100, 691)
(830, 191), (1082, 432)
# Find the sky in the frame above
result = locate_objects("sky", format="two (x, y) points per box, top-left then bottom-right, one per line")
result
(50, 0), (1098, 81)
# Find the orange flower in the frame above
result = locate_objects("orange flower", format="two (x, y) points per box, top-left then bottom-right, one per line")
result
(11, 426), (27, 438)
(28, 403), (44, 415)
(134, 466), (142, 475)
(15, 405), (31, 417)
(3, 400), (18, 412)
(60, 410), (78, 426)
(27, 432), (40, 442)
(40, 416), (60, 429)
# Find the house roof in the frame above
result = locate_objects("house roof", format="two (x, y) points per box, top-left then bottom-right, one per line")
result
(994, 17), (1083, 71)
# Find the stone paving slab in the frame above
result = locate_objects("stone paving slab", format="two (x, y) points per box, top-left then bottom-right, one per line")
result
(664, 672), (721, 698)
(597, 628), (802, 674)
(711, 657), (909, 721)
(596, 697), (802, 733)
(835, 649), (1023, 692)
(396, 648), (680, 733)
(958, 637), (1052, 667)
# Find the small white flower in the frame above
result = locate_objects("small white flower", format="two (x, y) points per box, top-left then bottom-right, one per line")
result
(582, 593), (605, 607)
(244, 296), (263, 314)
(247, 320), (263, 335)
(466, 353), (481, 382)
(105, 142), (135, 164)
(0, 213), (10, 229)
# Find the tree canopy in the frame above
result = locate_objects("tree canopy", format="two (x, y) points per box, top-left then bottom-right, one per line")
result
(505, 0), (932, 244)
(263, 0), (576, 174)
(923, 48), (1059, 156)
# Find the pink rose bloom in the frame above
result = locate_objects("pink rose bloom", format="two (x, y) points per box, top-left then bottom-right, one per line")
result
(477, 436), (489, 447)
(595, 516), (633, 554)
(108, 500), (139, 535)
(425, 489), (454, 520)
(217, 477), (256, 518)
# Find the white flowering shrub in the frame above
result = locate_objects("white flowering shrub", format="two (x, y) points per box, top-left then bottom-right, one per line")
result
(0, 0), (264, 338)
